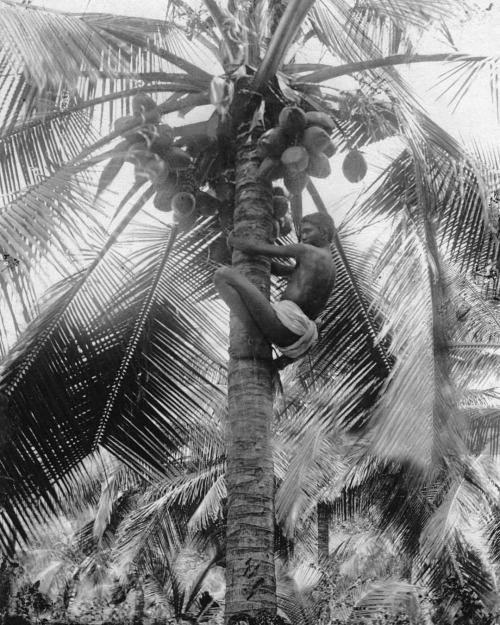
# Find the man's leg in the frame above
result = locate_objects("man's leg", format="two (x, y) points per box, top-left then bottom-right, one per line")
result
(213, 267), (300, 347)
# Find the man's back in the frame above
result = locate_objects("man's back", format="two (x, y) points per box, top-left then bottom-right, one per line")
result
(281, 244), (336, 319)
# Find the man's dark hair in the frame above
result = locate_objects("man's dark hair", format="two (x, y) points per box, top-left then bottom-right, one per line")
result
(301, 212), (335, 242)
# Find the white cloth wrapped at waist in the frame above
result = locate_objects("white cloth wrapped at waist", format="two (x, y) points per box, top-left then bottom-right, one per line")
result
(271, 299), (318, 358)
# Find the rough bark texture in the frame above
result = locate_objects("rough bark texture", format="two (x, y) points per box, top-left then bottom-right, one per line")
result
(224, 138), (277, 624)
(317, 502), (330, 563)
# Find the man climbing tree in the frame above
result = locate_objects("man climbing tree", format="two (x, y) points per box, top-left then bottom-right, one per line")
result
(214, 213), (336, 360)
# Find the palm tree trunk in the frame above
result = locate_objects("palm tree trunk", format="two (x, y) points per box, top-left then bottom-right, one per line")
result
(224, 136), (277, 624)
(132, 576), (145, 625)
(317, 502), (329, 563)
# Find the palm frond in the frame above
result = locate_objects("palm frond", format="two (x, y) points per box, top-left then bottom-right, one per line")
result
(82, 13), (216, 83)
(348, 578), (421, 622)
(113, 462), (225, 574)
(275, 418), (346, 538)
(0, 2), (215, 150)
(276, 560), (320, 625)
(188, 474), (227, 533)
(350, 0), (467, 31)
(433, 55), (500, 116)
(0, 3), (120, 91)
(0, 109), (99, 200)
(0, 217), (228, 547)
(366, 217), (456, 465)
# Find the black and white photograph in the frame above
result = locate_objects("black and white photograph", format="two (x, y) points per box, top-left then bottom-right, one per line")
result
(1, 1), (500, 623)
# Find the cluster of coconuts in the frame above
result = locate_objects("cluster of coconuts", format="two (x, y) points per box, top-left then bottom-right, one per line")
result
(257, 107), (336, 195)
(114, 94), (202, 225)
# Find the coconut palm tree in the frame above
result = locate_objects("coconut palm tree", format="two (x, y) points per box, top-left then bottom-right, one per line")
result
(2, 0), (500, 622)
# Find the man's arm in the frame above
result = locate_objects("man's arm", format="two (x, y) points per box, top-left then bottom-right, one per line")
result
(271, 260), (295, 276)
(228, 232), (307, 259)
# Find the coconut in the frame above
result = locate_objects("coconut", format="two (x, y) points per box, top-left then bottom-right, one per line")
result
(304, 111), (335, 133)
(301, 126), (332, 154)
(153, 187), (176, 211)
(307, 152), (331, 179)
(114, 116), (144, 144)
(162, 147), (192, 171)
(196, 191), (221, 216)
(132, 93), (157, 114)
(114, 116), (135, 133)
(278, 106), (307, 140)
(152, 170), (178, 191)
(273, 195), (289, 218)
(323, 139), (336, 158)
(281, 146), (309, 174)
(143, 157), (167, 184)
(150, 134), (174, 160)
(284, 171), (309, 196)
(172, 192), (196, 219)
(133, 153), (158, 184)
(342, 149), (367, 183)
(135, 109), (161, 125)
(258, 156), (285, 180)
(257, 127), (289, 158)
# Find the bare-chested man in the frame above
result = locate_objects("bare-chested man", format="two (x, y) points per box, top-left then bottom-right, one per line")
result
(213, 212), (336, 360)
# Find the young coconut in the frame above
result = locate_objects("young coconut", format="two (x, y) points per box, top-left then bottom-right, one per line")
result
(115, 116), (145, 145)
(301, 126), (332, 154)
(258, 156), (286, 180)
(307, 152), (331, 179)
(134, 156), (166, 185)
(153, 187), (176, 211)
(162, 147), (192, 171)
(278, 106), (307, 142)
(323, 139), (336, 158)
(153, 169), (178, 191)
(144, 157), (168, 184)
(132, 94), (161, 124)
(150, 133), (174, 161)
(133, 93), (157, 114)
(342, 149), (367, 183)
(304, 111), (335, 133)
(172, 192), (196, 219)
(272, 194), (289, 218)
(196, 191), (221, 216)
(132, 93), (160, 121)
(281, 146), (309, 174)
(172, 192), (197, 229)
(257, 127), (289, 159)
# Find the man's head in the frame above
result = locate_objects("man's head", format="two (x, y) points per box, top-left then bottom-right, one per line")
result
(300, 213), (334, 246)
